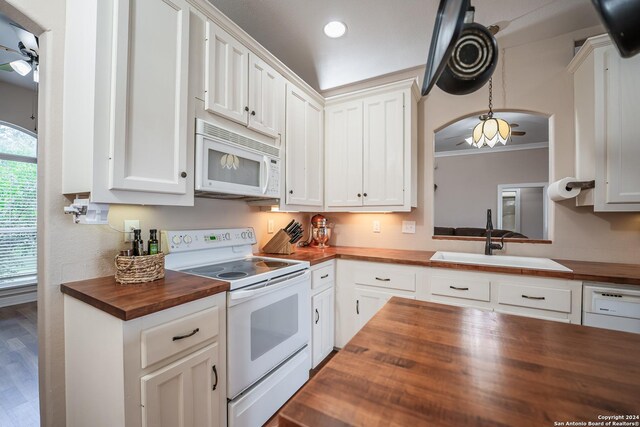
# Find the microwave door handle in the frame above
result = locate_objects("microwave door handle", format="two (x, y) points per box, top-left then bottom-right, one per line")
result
(230, 270), (308, 302)
(262, 156), (270, 194)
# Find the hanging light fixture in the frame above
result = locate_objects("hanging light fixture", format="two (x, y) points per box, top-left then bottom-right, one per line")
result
(471, 77), (511, 148)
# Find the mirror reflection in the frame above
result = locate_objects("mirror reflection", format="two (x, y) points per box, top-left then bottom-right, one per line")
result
(434, 111), (550, 241)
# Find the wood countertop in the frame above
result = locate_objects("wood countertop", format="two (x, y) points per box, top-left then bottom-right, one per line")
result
(60, 270), (229, 320)
(262, 246), (640, 285)
(279, 298), (640, 426)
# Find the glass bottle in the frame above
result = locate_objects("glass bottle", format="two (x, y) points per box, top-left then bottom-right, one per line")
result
(132, 229), (144, 256)
(148, 229), (159, 255)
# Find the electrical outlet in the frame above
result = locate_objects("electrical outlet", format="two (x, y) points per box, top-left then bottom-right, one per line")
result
(267, 219), (275, 234)
(123, 220), (140, 242)
(373, 220), (381, 233)
(402, 221), (416, 234)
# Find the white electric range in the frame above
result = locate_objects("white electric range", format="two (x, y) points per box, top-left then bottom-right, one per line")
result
(163, 228), (311, 427)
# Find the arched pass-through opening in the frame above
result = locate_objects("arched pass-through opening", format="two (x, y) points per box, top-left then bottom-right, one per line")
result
(432, 109), (553, 243)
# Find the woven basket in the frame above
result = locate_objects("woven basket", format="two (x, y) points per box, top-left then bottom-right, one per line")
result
(115, 253), (165, 285)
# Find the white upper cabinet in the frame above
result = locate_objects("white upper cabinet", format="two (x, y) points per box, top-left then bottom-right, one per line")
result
(110, 0), (190, 195)
(62, 0), (193, 206)
(204, 20), (249, 125)
(324, 101), (364, 207)
(205, 21), (284, 139)
(362, 91), (405, 206)
(324, 79), (418, 212)
(569, 34), (640, 211)
(248, 54), (285, 138)
(284, 83), (324, 208)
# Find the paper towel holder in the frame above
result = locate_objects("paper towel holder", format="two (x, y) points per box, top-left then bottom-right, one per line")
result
(565, 180), (595, 191)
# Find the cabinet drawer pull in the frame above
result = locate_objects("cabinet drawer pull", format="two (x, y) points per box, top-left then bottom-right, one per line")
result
(315, 308), (320, 324)
(356, 300), (359, 315)
(375, 277), (391, 282)
(449, 286), (469, 291)
(522, 295), (545, 300)
(172, 328), (199, 341)
(212, 365), (218, 391)
(320, 274), (329, 279)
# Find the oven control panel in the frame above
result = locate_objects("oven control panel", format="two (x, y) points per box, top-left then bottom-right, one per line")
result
(161, 228), (257, 253)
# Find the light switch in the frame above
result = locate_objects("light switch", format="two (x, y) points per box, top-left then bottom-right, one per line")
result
(402, 221), (416, 234)
(373, 220), (381, 233)
(267, 220), (274, 234)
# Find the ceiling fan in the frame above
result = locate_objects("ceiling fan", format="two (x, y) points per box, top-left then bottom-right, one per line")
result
(455, 123), (525, 145)
(0, 22), (39, 82)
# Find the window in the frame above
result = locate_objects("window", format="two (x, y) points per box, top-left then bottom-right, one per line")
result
(0, 122), (37, 288)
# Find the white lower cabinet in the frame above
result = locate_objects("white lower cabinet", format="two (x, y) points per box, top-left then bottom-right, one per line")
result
(141, 343), (220, 427)
(64, 293), (226, 427)
(312, 287), (335, 367)
(335, 260), (423, 348)
(426, 268), (583, 324)
(310, 261), (335, 368)
(334, 260), (584, 348)
(355, 287), (415, 329)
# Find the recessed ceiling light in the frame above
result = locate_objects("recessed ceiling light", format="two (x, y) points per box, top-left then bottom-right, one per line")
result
(324, 21), (347, 38)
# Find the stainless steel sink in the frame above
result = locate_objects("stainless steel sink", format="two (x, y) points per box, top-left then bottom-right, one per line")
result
(430, 251), (572, 272)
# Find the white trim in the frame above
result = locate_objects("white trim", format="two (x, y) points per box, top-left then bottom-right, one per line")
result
(567, 34), (611, 73)
(0, 283), (37, 308)
(435, 142), (548, 158)
(0, 120), (38, 138)
(496, 183), (549, 239)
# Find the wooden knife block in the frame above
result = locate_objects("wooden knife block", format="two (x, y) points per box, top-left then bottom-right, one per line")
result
(262, 229), (295, 255)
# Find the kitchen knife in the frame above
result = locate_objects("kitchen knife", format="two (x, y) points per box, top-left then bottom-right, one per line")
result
(284, 219), (296, 234)
(290, 229), (304, 243)
(289, 222), (302, 236)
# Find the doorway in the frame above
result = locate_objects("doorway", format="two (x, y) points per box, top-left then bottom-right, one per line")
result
(0, 9), (40, 426)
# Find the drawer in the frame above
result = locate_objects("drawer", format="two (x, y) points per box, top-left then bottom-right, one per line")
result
(141, 306), (219, 369)
(497, 283), (571, 313)
(431, 276), (490, 302)
(354, 265), (416, 292)
(312, 263), (335, 290)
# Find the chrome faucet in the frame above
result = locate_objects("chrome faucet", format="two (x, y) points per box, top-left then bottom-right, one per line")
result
(485, 209), (504, 255)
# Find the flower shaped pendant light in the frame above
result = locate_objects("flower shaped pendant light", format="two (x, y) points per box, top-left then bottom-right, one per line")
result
(470, 78), (511, 148)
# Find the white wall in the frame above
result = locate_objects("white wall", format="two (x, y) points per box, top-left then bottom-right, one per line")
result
(0, 80), (38, 132)
(434, 148), (548, 230)
(325, 26), (640, 263)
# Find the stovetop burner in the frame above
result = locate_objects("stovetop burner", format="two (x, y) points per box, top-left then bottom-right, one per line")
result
(181, 257), (299, 282)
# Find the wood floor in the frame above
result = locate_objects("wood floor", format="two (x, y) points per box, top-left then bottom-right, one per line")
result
(0, 302), (39, 427)
(263, 350), (338, 427)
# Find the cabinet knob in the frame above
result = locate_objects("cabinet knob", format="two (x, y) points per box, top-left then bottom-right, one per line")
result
(289, 190), (293, 194)
(251, 110), (256, 116)
(357, 193), (362, 197)
(363, 193), (368, 197)
(180, 171), (187, 178)
(244, 106), (249, 112)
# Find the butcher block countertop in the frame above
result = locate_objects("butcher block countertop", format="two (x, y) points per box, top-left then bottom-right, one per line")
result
(60, 270), (229, 320)
(279, 298), (640, 427)
(264, 246), (640, 286)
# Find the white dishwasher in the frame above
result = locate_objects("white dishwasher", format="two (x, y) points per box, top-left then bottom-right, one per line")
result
(583, 283), (640, 334)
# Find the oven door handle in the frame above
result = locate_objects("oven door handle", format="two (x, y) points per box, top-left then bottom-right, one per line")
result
(229, 270), (309, 302)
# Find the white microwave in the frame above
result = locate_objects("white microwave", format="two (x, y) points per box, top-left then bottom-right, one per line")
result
(195, 119), (280, 199)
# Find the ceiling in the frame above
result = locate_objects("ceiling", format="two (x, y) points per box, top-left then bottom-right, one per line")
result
(434, 111), (549, 153)
(0, 12), (37, 90)
(208, 0), (602, 92)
